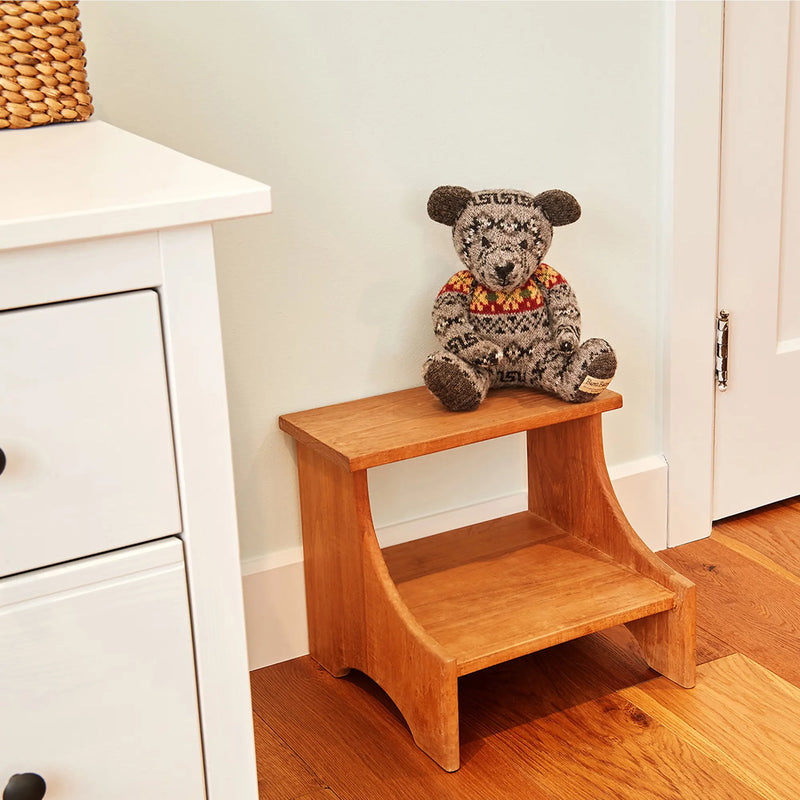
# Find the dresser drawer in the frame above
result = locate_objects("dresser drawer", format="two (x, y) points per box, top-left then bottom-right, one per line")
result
(0, 538), (206, 799)
(0, 291), (181, 577)
(0, 233), (162, 314)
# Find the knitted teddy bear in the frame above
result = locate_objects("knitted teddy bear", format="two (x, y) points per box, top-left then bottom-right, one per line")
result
(423, 186), (616, 411)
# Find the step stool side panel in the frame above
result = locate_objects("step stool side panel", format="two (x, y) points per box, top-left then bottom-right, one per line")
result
(526, 415), (696, 687)
(295, 443), (461, 770)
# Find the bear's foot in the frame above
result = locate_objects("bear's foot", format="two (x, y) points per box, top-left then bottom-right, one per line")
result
(565, 338), (617, 403)
(534, 339), (617, 404)
(423, 351), (489, 412)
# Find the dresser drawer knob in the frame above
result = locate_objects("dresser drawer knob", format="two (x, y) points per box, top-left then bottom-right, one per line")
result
(3, 773), (46, 800)
(0, 447), (5, 476)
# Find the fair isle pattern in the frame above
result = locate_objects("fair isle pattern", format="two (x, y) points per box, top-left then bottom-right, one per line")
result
(534, 263), (566, 290)
(471, 281), (544, 315)
(438, 270), (474, 298)
(437, 263), (566, 316)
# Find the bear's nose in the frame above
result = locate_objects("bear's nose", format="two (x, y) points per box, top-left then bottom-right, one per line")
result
(496, 263), (514, 282)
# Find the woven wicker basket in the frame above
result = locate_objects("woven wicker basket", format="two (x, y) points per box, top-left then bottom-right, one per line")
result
(0, 0), (92, 130)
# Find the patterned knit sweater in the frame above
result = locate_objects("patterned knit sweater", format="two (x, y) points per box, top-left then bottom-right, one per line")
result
(432, 262), (581, 377)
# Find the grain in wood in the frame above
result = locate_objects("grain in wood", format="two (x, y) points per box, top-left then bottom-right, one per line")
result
(251, 713), (325, 800)
(713, 497), (800, 578)
(251, 657), (552, 800)
(295, 443), (460, 770)
(660, 537), (800, 686)
(252, 650), (788, 800)
(279, 385), (621, 471)
(292, 790), (341, 800)
(621, 654), (800, 799)
(490, 693), (763, 800)
(383, 512), (675, 675)
(252, 500), (800, 797)
(527, 415), (696, 687)
(458, 627), (659, 742)
(692, 624), (738, 664)
(711, 528), (800, 587)
(282, 385), (696, 770)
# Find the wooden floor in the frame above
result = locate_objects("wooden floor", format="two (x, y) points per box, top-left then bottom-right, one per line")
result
(250, 498), (800, 799)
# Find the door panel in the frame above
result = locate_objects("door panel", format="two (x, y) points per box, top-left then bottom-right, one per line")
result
(714, 1), (800, 518)
(779, 2), (800, 348)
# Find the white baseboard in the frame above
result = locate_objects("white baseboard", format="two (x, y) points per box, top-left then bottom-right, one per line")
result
(242, 454), (668, 671)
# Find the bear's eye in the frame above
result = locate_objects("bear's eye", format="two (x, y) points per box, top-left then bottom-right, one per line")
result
(481, 236), (491, 248)
(520, 239), (529, 250)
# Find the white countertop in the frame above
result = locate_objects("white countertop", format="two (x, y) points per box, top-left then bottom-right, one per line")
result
(0, 120), (272, 250)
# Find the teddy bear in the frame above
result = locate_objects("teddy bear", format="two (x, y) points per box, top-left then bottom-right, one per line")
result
(423, 186), (616, 411)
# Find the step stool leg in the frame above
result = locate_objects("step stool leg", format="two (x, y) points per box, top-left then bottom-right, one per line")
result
(295, 443), (461, 770)
(408, 679), (460, 772)
(627, 579), (697, 688)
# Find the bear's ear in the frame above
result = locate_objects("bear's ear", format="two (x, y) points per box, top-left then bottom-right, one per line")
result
(532, 189), (581, 226)
(427, 186), (473, 226)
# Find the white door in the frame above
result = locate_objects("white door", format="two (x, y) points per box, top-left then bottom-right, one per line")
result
(713, 1), (800, 519)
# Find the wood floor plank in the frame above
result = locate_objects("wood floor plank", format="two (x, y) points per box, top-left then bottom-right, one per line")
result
(251, 648), (761, 800)
(603, 587), (735, 665)
(488, 693), (763, 800)
(658, 537), (800, 685)
(252, 712), (327, 800)
(781, 495), (800, 513)
(621, 654), (800, 800)
(711, 529), (800, 587)
(458, 627), (658, 743)
(694, 624), (737, 664)
(713, 497), (800, 578)
(251, 657), (555, 800)
(292, 790), (341, 800)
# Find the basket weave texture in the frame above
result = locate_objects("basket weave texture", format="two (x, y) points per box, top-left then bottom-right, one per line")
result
(0, 0), (92, 130)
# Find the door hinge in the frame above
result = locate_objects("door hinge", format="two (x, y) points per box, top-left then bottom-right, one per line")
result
(716, 309), (730, 391)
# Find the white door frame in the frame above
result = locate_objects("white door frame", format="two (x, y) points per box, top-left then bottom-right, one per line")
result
(662, 0), (724, 547)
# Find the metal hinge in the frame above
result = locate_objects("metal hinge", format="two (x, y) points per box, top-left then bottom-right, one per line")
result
(716, 309), (730, 391)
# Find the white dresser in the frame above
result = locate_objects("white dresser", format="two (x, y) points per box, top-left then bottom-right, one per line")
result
(0, 121), (271, 800)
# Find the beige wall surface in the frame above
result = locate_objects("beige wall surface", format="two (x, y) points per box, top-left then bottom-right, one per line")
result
(79, 1), (667, 561)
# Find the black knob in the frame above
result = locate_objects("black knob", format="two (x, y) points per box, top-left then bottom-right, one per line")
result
(0, 447), (5, 476)
(3, 773), (46, 800)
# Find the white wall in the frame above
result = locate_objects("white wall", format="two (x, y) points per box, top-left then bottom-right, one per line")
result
(79, 1), (667, 563)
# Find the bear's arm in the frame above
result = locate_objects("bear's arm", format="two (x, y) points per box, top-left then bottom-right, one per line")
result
(547, 282), (582, 353)
(432, 290), (503, 369)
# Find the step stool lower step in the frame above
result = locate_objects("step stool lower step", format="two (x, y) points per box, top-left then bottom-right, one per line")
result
(383, 511), (676, 676)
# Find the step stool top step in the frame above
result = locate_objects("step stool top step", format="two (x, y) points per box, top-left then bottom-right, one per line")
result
(279, 386), (622, 471)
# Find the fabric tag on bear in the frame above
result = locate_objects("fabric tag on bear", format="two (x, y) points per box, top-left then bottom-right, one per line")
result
(579, 375), (613, 394)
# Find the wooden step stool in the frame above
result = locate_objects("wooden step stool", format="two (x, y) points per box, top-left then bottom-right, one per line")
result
(279, 387), (696, 772)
